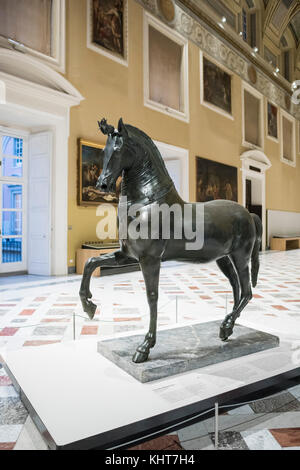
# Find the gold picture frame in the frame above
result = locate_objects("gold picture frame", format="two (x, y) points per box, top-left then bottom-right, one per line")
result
(78, 139), (119, 206)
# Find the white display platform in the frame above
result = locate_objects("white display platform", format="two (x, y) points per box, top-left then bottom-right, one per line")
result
(3, 323), (300, 450)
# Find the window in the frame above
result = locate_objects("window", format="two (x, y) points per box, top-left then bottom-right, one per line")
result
(250, 13), (256, 48)
(144, 12), (189, 122)
(240, 1), (258, 50)
(242, 84), (264, 149)
(242, 9), (247, 41)
(283, 50), (290, 82)
(0, 0), (65, 72)
(281, 111), (296, 167)
(0, 131), (28, 269)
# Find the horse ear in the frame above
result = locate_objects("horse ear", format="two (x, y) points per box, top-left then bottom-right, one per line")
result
(118, 118), (128, 138)
(98, 118), (114, 136)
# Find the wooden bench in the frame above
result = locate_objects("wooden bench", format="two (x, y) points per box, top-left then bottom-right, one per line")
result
(270, 237), (300, 251)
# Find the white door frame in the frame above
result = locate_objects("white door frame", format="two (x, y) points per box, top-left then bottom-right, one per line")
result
(154, 140), (190, 202)
(241, 150), (272, 251)
(0, 127), (29, 273)
(0, 49), (84, 275)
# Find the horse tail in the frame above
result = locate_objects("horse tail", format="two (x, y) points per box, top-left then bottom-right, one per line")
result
(251, 213), (262, 288)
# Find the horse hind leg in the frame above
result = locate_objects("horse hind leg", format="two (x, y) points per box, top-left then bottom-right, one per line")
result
(219, 254), (252, 341)
(216, 256), (240, 311)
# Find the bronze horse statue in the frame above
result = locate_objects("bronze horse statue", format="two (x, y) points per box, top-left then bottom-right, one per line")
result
(80, 118), (262, 364)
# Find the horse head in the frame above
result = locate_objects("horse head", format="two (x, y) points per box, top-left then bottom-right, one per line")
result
(96, 118), (130, 193)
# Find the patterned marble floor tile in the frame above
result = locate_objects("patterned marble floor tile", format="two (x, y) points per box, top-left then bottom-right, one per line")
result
(269, 427), (300, 447)
(0, 425), (23, 443)
(177, 422), (208, 442)
(241, 429), (282, 450)
(211, 431), (249, 450)
(181, 435), (214, 450)
(0, 376), (12, 386)
(23, 340), (61, 347)
(202, 415), (256, 435)
(19, 310), (35, 316)
(249, 392), (300, 413)
(227, 404), (255, 415)
(0, 386), (18, 399)
(81, 326), (98, 335)
(32, 326), (67, 336)
(129, 435), (183, 450)
(0, 398), (28, 426)
(14, 417), (48, 451)
(288, 384), (300, 399)
(0, 328), (19, 337)
(46, 309), (74, 316)
(0, 443), (15, 450)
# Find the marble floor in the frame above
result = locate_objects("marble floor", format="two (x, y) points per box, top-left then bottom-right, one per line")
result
(1, 250), (300, 450)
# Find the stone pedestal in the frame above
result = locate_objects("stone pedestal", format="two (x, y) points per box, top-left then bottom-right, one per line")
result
(97, 321), (280, 383)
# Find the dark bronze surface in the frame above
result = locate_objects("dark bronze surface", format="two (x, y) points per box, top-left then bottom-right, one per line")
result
(80, 119), (262, 363)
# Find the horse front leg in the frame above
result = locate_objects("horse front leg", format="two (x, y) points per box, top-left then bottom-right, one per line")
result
(132, 256), (161, 364)
(79, 251), (131, 319)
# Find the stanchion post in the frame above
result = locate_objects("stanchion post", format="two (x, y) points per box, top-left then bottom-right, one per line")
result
(215, 402), (219, 449)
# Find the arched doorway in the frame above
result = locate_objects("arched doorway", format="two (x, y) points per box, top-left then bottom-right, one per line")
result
(240, 150), (272, 251)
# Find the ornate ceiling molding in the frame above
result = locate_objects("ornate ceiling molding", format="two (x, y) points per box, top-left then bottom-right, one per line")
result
(135, 0), (300, 120)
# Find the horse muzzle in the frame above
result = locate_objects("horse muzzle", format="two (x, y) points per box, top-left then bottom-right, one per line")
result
(96, 174), (116, 193)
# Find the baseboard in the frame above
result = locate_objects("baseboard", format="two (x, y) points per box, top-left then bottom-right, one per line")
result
(0, 271), (28, 278)
(68, 266), (76, 275)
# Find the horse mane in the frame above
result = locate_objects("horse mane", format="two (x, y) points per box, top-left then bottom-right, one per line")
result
(124, 124), (170, 178)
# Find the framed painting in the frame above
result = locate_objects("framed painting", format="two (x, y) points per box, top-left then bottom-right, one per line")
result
(201, 54), (232, 118)
(87, 0), (128, 65)
(196, 157), (238, 203)
(267, 102), (278, 141)
(78, 139), (120, 206)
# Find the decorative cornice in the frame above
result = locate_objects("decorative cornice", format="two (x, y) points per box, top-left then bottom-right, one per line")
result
(135, 0), (300, 120)
(0, 48), (84, 100)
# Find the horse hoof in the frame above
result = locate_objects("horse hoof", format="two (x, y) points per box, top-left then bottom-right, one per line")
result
(132, 351), (149, 364)
(219, 326), (233, 341)
(81, 298), (97, 320)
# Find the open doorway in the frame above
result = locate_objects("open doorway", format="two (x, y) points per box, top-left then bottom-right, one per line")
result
(245, 177), (263, 221)
(241, 150), (272, 251)
(154, 140), (189, 202)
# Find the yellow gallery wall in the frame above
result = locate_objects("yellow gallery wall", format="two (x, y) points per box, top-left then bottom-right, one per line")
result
(65, 0), (300, 268)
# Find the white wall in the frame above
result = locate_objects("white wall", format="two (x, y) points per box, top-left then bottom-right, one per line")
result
(267, 210), (300, 245)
